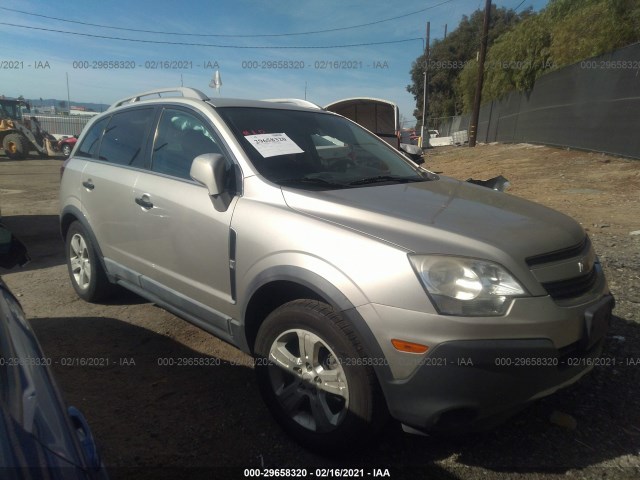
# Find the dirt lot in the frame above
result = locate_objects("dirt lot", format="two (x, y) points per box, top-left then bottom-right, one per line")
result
(1, 143), (639, 480)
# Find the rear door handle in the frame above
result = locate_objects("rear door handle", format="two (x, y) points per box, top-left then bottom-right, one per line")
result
(135, 195), (153, 209)
(82, 180), (94, 190)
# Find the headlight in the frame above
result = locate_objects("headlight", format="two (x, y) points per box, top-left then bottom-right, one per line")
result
(409, 255), (527, 316)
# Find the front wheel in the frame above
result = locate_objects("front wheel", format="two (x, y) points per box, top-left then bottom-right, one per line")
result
(3, 133), (28, 160)
(254, 299), (386, 452)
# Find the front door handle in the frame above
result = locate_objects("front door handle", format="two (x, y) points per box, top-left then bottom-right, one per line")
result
(82, 180), (94, 190)
(135, 195), (153, 209)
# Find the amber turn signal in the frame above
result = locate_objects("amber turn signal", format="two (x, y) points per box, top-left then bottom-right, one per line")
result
(391, 339), (429, 354)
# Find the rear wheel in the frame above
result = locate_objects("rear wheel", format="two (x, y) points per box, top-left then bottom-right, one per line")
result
(62, 143), (72, 157)
(3, 133), (28, 160)
(65, 221), (114, 302)
(254, 299), (386, 452)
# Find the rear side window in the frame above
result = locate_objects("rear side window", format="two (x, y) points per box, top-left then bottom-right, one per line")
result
(76, 117), (109, 158)
(99, 108), (153, 167)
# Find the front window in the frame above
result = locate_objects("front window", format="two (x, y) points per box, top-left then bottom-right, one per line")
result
(218, 107), (430, 190)
(0, 101), (22, 121)
(151, 108), (223, 180)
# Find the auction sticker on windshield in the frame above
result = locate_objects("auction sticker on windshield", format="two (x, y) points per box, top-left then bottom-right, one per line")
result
(245, 133), (304, 158)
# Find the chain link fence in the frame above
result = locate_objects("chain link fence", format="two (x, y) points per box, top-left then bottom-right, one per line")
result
(30, 114), (94, 137)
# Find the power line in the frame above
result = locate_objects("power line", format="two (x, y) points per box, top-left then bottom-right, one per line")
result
(512, 0), (527, 12)
(0, 2), (452, 38)
(0, 22), (423, 49)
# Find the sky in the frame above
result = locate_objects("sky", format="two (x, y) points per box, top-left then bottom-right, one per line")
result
(0, 0), (549, 125)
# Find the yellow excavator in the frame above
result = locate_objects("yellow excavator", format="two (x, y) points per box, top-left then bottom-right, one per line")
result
(0, 98), (58, 160)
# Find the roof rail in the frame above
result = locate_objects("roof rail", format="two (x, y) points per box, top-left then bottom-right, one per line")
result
(109, 87), (209, 110)
(262, 98), (323, 110)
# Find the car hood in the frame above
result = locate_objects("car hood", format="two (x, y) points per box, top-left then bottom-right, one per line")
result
(281, 176), (585, 264)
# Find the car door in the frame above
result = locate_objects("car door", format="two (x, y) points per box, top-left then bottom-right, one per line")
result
(132, 106), (238, 332)
(78, 107), (155, 275)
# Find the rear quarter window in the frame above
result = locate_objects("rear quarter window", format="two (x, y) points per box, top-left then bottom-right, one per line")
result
(76, 116), (109, 158)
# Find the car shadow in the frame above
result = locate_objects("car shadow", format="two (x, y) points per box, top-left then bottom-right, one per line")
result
(0, 154), (57, 162)
(28, 315), (456, 479)
(1, 214), (148, 305)
(28, 313), (639, 478)
(101, 287), (149, 306)
(1, 214), (64, 271)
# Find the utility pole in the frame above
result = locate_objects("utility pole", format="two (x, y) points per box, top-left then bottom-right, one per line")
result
(444, 24), (448, 39)
(469, 0), (491, 147)
(421, 21), (430, 146)
(66, 72), (71, 114)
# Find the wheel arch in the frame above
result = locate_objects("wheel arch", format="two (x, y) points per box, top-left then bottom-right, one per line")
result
(60, 206), (112, 282)
(240, 266), (394, 385)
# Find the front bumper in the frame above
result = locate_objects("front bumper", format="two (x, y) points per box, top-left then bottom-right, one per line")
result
(369, 294), (615, 431)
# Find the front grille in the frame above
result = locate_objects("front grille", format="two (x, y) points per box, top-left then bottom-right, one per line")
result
(541, 267), (598, 300)
(526, 237), (589, 267)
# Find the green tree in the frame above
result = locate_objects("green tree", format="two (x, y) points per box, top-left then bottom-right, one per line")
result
(407, 5), (528, 124)
(455, 0), (640, 109)
(550, 0), (640, 66)
(455, 60), (478, 114)
(483, 13), (552, 103)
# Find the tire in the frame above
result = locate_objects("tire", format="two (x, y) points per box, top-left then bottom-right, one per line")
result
(62, 143), (72, 157)
(3, 133), (28, 160)
(254, 299), (387, 452)
(65, 221), (114, 302)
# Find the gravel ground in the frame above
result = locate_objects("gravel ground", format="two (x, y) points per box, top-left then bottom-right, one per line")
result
(0, 143), (639, 480)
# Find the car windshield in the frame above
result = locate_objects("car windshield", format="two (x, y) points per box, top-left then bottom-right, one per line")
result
(217, 107), (429, 189)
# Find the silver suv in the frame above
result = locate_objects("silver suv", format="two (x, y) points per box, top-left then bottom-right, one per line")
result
(59, 87), (614, 451)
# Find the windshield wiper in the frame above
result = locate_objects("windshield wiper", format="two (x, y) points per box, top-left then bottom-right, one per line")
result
(348, 175), (424, 186)
(279, 177), (348, 189)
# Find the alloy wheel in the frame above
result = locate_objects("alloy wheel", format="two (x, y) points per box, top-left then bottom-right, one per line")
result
(267, 328), (349, 433)
(69, 233), (91, 290)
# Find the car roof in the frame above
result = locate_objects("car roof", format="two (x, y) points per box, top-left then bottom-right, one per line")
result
(108, 87), (326, 113)
(207, 98), (324, 111)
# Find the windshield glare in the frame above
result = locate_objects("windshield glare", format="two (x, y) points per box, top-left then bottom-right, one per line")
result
(218, 107), (426, 189)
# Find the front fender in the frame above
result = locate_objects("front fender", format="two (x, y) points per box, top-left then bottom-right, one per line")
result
(241, 255), (369, 315)
(238, 260), (396, 389)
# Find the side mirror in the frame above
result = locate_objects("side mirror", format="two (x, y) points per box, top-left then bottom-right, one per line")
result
(190, 153), (227, 196)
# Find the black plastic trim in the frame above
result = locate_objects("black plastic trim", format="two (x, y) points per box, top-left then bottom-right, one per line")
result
(526, 237), (589, 267)
(229, 228), (237, 301)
